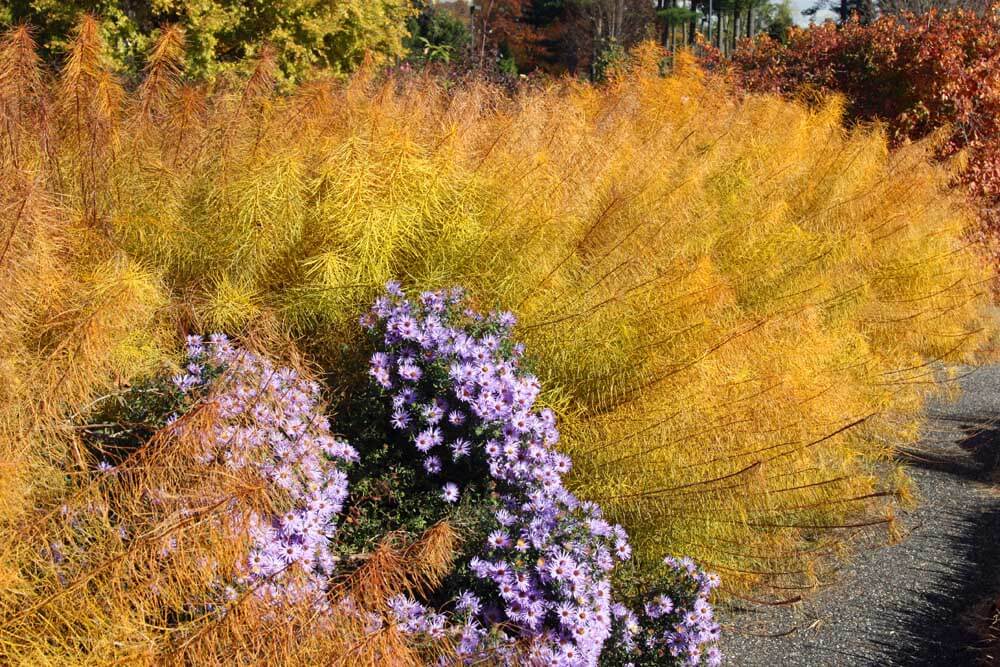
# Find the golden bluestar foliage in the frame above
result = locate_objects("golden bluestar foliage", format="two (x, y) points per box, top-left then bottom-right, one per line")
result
(0, 19), (994, 663)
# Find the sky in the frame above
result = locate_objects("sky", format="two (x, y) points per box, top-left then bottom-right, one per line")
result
(789, 0), (839, 24)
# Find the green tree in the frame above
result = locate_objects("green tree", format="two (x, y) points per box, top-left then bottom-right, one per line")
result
(656, 4), (699, 50)
(405, 1), (470, 64)
(760, 0), (794, 42)
(2, 0), (415, 82)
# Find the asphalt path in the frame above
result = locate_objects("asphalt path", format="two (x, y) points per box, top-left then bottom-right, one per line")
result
(720, 366), (1000, 666)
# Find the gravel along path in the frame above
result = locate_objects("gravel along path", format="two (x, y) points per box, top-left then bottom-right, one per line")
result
(720, 366), (1000, 666)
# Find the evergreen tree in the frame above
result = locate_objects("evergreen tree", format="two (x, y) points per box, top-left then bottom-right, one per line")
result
(406, 1), (471, 64)
(759, 0), (794, 42)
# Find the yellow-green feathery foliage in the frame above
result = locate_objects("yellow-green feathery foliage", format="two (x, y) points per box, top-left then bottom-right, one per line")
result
(13, 0), (415, 83)
(0, 20), (996, 662)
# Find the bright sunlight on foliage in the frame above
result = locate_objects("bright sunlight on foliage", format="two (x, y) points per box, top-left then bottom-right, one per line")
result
(6, 1), (415, 82)
(728, 10), (1000, 268)
(0, 17), (995, 663)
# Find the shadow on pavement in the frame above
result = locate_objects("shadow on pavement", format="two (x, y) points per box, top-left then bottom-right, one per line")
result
(891, 416), (1000, 666)
(898, 415), (1000, 482)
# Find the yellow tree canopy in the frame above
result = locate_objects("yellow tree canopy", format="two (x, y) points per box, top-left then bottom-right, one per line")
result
(5, 0), (415, 82)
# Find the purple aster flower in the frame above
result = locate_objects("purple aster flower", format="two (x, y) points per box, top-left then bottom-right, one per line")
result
(442, 483), (460, 503)
(423, 456), (442, 474)
(414, 428), (440, 452)
(487, 530), (510, 549)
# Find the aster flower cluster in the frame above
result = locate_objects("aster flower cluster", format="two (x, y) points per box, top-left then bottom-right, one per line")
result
(170, 334), (358, 611)
(74, 291), (722, 663)
(362, 284), (635, 665)
(389, 592), (495, 661)
(330, 591), (491, 664)
(607, 557), (722, 667)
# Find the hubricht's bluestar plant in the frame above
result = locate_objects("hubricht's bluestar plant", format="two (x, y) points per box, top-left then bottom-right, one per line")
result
(170, 334), (358, 612)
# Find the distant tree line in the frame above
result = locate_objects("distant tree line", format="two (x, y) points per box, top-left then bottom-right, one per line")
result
(0, 0), (992, 82)
(458, 0), (995, 73)
(460, 0), (797, 74)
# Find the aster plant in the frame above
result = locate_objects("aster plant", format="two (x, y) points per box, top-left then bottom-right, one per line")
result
(361, 283), (723, 666)
(605, 557), (723, 667)
(169, 335), (360, 610)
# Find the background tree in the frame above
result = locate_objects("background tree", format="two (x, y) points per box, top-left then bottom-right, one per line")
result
(1, 0), (415, 82)
(695, 0), (771, 55)
(467, 0), (801, 73)
(759, 0), (794, 42)
(468, 0), (583, 73)
(560, 0), (655, 75)
(655, 0), (700, 51)
(406, 0), (471, 64)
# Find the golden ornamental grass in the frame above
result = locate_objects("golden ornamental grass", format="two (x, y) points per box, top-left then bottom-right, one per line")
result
(0, 18), (995, 663)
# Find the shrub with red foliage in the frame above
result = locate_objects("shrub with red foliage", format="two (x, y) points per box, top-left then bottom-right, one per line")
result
(727, 10), (1000, 264)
